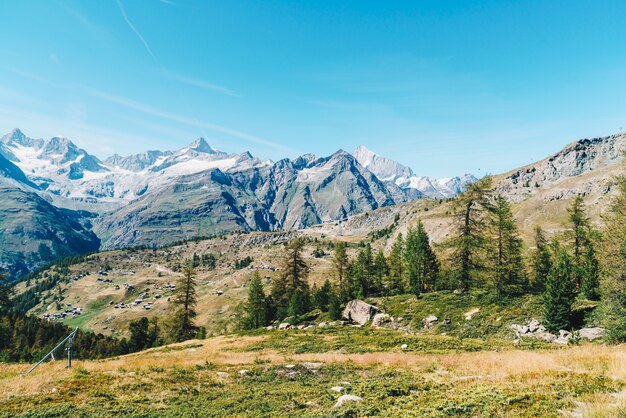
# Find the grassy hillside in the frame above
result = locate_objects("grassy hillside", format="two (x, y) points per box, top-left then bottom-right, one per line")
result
(0, 329), (623, 417)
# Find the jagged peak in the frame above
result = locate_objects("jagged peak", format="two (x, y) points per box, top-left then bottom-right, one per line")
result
(186, 137), (217, 154)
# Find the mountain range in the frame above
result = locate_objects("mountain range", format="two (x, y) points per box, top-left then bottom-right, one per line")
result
(0, 129), (475, 276)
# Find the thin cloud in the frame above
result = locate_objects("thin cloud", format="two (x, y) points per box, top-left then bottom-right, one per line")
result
(116, 0), (156, 61)
(165, 72), (241, 98)
(49, 53), (62, 67)
(83, 86), (290, 152)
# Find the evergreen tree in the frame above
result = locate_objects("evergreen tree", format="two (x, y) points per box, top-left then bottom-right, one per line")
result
(328, 287), (342, 320)
(489, 196), (526, 297)
(287, 288), (310, 321)
(314, 279), (333, 312)
(128, 317), (150, 352)
(246, 272), (268, 328)
(386, 234), (405, 295)
(598, 174), (626, 341)
(580, 240), (600, 300)
(531, 226), (552, 293)
(567, 195), (590, 289)
(272, 238), (310, 318)
(404, 221), (439, 296)
(448, 176), (493, 290)
(352, 244), (374, 298)
(543, 250), (576, 333)
(332, 241), (349, 294)
(372, 250), (388, 295)
(0, 272), (12, 314)
(168, 264), (198, 342)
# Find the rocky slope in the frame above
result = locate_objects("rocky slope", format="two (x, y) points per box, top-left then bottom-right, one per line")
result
(0, 152), (100, 277)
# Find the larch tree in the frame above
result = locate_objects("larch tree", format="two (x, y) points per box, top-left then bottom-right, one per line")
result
(386, 234), (405, 295)
(0, 272), (12, 314)
(598, 174), (626, 341)
(567, 195), (590, 289)
(404, 221), (439, 296)
(246, 272), (268, 329)
(489, 195), (526, 297)
(448, 176), (493, 290)
(332, 241), (349, 294)
(272, 238), (310, 317)
(531, 226), (552, 293)
(543, 250), (576, 333)
(168, 263), (198, 342)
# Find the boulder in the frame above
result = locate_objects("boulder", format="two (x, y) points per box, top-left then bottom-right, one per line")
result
(578, 327), (606, 341)
(342, 300), (379, 325)
(423, 315), (438, 328)
(400, 344), (408, 350)
(371, 313), (390, 327)
(535, 332), (557, 343)
(464, 308), (479, 320)
(510, 324), (529, 334)
(333, 394), (363, 408)
(301, 362), (323, 370)
(528, 320), (541, 333)
(278, 322), (290, 330)
(330, 386), (344, 393)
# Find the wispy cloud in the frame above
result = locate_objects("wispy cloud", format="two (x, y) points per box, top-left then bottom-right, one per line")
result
(83, 86), (290, 152)
(116, 0), (156, 61)
(165, 72), (241, 98)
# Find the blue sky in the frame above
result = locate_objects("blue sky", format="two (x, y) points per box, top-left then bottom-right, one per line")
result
(1, 0), (625, 177)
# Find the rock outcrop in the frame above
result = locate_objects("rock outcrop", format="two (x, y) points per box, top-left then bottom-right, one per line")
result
(342, 300), (379, 325)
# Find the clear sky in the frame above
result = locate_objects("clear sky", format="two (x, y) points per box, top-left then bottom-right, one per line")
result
(1, 0), (625, 178)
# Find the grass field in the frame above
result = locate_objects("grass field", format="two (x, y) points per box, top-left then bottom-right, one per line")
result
(1, 327), (624, 417)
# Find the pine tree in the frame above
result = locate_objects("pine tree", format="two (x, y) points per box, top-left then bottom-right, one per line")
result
(372, 250), (388, 295)
(404, 221), (439, 296)
(272, 238), (310, 318)
(386, 234), (405, 295)
(543, 250), (576, 333)
(598, 174), (626, 341)
(580, 240), (600, 300)
(448, 176), (493, 290)
(0, 272), (12, 314)
(328, 287), (342, 320)
(489, 196), (526, 297)
(246, 272), (268, 328)
(314, 279), (333, 312)
(531, 226), (552, 293)
(352, 244), (374, 297)
(332, 241), (349, 294)
(128, 317), (150, 352)
(168, 263), (198, 342)
(567, 195), (590, 289)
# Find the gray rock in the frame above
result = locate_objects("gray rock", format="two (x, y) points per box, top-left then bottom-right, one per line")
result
(535, 332), (557, 343)
(301, 362), (323, 370)
(342, 300), (379, 325)
(333, 394), (363, 408)
(278, 322), (290, 330)
(510, 324), (529, 334)
(423, 315), (438, 328)
(578, 327), (606, 341)
(371, 313), (390, 327)
(528, 320), (541, 333)
(330, 386), (344, 393)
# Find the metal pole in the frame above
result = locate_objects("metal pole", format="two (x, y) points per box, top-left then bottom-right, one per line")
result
(24, 328), (78, 376)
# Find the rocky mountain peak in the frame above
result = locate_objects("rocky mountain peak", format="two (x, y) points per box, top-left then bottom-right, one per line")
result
(186, 137), (217, 154)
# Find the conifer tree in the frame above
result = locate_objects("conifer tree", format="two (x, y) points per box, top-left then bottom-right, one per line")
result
(531, 226), (552, 293)
(448, 176), (493, 290)
(489, 196), (526, 296)
(332, 241), (349, 291)
(373, 250), (388, 295)
(0, 272), (12, 314)
(168, 263), (198, 342)
(328, 287), (342, 320)
(404, 221), (439, 296)
(567, 195), (590, 289)
(386, 234), (405, 295)
(580, 241), (600, 300)
(543, 250), (576, 333)
(353, 244), (374, 297)
(272, 238), (310, 317)
(314, 279), (333, 312)
(246, 272), (268, 328)
(598, 174), (626, 341)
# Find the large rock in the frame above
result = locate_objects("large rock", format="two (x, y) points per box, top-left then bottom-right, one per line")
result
(333, 394), (363, 408)
(578, 327), (606, 341)
(371, 313), (390, 328)
(342, 300), (379, 325)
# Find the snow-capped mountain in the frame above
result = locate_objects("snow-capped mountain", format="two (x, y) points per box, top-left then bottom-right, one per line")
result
(353, 145), (477, 198)
(1, 129), (268, 212)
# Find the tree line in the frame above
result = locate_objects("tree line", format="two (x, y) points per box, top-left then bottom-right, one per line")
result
(238, 174), (626, 341)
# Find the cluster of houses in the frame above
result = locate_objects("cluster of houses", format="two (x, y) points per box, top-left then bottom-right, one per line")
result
(42, 305), (82, 322)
